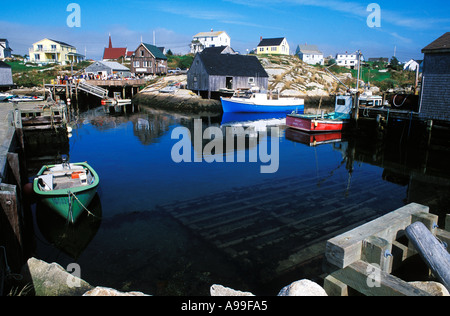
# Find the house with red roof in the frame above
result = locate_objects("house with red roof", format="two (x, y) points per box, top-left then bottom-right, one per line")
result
(103, 35), (128, 61)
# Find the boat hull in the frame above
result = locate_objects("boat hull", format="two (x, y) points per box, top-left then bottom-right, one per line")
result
(221, 97), (304, 113)
(286, 114), (349, 133)
(33, 162), (99, 224)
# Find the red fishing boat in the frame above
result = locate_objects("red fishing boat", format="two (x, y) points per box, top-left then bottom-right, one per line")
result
(286, 95), (352, 133)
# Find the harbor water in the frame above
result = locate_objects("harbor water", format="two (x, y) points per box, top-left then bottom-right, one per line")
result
(28, 101), (450, 296)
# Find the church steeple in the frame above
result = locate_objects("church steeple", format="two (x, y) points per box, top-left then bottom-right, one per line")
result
(108, 33), (112, 48)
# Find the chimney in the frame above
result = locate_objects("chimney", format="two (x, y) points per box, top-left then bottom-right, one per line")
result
(211, 29), (214, 32)
(260, 36), (263, 42)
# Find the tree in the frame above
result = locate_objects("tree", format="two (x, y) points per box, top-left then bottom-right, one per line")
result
(390, 56), (400, 70)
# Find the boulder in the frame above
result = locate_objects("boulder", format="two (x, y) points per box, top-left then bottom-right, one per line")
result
(83, 286), (149, 296)
(409, 281), (449, 296)
(22, 257), (93, 296)
(210, 284), (255, 296)
(278, 279), (328, 296)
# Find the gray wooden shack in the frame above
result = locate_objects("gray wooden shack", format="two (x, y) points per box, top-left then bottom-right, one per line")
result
(84, 61), (131, 78)
(0, 61), (13, 90)
(419, 32), (450, 122)
(187, 46), (269, 97)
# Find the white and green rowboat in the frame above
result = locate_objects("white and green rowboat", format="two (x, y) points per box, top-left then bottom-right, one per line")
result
(33, 162), (100, 224)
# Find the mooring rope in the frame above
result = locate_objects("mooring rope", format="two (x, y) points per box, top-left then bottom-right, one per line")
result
(68, 191), (100, 219)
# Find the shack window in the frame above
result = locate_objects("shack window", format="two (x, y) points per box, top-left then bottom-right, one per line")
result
(248, 77), (255, 84)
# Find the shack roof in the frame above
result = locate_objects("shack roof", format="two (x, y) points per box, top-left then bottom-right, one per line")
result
(198, 51), (268, 78)
(141, 43), (167, 60)
(258, 38), (285, 47)
(422, 32), (450, 53)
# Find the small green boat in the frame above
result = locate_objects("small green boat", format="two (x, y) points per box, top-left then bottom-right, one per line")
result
(33, 161), (100, 224)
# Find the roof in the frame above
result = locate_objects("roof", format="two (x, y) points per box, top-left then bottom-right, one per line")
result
(258, 38), (285, 47)
(422, 32), (450, 53)
(0, 61), (11, 69)
(103, 47), (127, 60)
(87, 61), (130, 71)
(47, 39), (75, 48)
(197, 51), (268, 77)
(193, 31), (226, 38)
(141, 43), (167, 60)
(296, 44), (322, 55)
(201, 46), (236, 55)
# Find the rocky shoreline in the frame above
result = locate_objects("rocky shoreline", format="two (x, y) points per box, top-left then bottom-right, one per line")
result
(14, 257), (449, 296)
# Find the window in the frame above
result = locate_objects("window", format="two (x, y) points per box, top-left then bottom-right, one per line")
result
(271, 47), (277, 51)
(37, 45), (43, 51)
(134, 61), (140, 67)
(35, 54), (40, 61)
(51, 45), (57, 51)
(141, 50), (145, 57)
(259, 47), (264, 52)
(143, 61), (148, 67)
(248, 77), (255, 84)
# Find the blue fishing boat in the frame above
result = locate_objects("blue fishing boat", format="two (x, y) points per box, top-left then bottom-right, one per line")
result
(221, 89), (304, 113)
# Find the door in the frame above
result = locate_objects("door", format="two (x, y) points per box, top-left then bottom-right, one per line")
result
(226, 77), (233, 90)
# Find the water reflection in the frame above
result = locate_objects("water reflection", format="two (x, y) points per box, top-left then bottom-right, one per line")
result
(26, 103), (450, 295)
(35, 194), (102, 259)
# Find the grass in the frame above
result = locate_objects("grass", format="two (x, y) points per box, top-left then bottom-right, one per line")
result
(7, 60), (93, 88)
(167, 54), (194, 70)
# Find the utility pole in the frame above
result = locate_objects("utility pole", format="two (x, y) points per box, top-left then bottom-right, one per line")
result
(354, 50), (361, 121)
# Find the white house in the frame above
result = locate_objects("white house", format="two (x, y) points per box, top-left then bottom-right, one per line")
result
(190, 30), (231, 54)
(336, 52), (361, 69)
(0, 39), (12, 59)
(296, 44), (324, 65)
(403, 59), (422, 72)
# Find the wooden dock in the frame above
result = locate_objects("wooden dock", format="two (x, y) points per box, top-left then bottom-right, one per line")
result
(45, 79), (146, 100)
(324, 203), (450, 296)
(0, 100), (70, 275)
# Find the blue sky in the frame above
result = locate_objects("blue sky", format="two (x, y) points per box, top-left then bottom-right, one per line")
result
(1, 0), (449, 61)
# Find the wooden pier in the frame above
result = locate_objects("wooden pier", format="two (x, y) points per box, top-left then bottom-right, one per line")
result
(45, 79), (146, 100)
(324, 203), (450, 296)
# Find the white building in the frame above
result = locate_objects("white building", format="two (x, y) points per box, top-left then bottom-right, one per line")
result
(0, 39), (12, 59)
(403, 59), (422, 72)
(190, 30), (231, 54)
(296, 44), (324, 65)
(336, 52), (360, 69)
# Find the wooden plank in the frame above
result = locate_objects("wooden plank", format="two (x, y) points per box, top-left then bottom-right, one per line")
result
(330, 260), (431, 296)
(406, 222), (450, 291)
(325, 203), (429, 269)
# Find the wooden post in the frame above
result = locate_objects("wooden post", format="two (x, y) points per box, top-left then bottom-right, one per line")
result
(13, 109), (25, 152)
(362, 236), (393, 273)
(323, 275), (348, 296)
(0, 184), (23, 270)
(412, 212), (439, 235)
